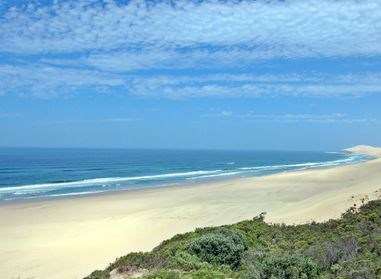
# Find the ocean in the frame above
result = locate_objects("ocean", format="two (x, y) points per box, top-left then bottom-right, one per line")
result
(0, 147), (369, 201)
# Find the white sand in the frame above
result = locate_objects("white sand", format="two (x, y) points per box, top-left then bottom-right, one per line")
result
(0, 145), (380, 279)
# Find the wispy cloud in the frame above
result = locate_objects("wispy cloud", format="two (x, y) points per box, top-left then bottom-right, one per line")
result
(37, 117), (139, 126)
(101, 118), (138, 123)
(0, 0), (381, 98)
(1, 0), (380, 57)
(0, 63), (126, 97)
(203, 111), (377, 124)
(0, 112), (21, 119)
(127, 73), (381, 99)
(1, 62), (381, 98)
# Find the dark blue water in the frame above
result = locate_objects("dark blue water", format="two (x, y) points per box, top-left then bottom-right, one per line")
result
(0, 148), (367, 201)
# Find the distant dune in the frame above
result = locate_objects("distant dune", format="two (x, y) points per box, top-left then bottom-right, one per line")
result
(345, 145), (381, 157)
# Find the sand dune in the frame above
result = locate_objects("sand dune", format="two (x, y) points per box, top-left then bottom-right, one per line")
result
(0, 146), (380, 279)
(345, 144), (381, 157)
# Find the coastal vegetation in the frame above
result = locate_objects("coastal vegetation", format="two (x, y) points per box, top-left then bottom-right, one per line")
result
(86, 200), (381, 279)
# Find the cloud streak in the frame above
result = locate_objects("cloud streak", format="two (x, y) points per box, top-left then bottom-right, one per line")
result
(1, 62), (381, 98)
(203, 111), (377, 124)
(0, 0), (381, 98)
(1, 0), (381, 57)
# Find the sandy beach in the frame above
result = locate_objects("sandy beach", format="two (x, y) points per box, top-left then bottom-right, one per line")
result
(0, 145), (380, 279)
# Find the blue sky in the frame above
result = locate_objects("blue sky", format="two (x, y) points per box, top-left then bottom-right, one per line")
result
(0, 0), (381, 150)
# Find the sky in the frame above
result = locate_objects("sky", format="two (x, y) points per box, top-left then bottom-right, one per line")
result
(0, 0), (381, 151)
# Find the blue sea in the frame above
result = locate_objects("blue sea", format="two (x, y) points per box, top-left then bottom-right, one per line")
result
(0, 148), (369, 201)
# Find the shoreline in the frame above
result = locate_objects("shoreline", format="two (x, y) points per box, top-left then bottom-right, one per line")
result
(0, 146), (380, 279)
(0, 151), (371, 206)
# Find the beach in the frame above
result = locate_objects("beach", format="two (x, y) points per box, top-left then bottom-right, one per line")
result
(0, 146), (380, 279)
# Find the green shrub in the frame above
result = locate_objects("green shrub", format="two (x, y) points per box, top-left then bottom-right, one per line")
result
(187, 268), (231, 278)
(242, 251), (319, 279)
(84, 270), (110, 279)
(169, 251), (211, 271)
(142, 270), (181, 279)
(142, 268), (236, 279)
(262, 254), (319, 279)
(187, 228), (248, 269)
(108, 251), (167, 272)
(335, 259), (380, 279)
(305, 237), (359, 269)
(84, 200), (381, 279)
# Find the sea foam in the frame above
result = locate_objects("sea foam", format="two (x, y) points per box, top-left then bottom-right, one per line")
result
(0, 150), (367, 201)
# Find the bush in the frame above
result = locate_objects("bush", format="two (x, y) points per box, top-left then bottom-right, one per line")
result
(186, 268), (232, 279)
(142, 268), (235, 279)
(305, 237), (359, 269)
(84, 270), (110, 279)
(242, 250), (319, 279)
(142, 270), (181, 279)
(169, 251), (211, 271)
(187, 228), (248, 269)
(108, 251), (167, 272)
(84, 200), (381, 279)
(335, 259), (380, 279)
